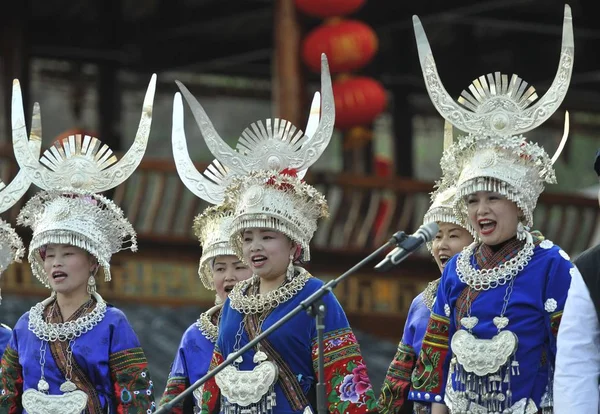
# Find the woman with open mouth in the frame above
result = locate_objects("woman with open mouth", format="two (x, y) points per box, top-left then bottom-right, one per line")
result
(378, 186), (473, 414)
(178, 54), (378, 414)
(199, 168), (378, 414)
(409, 6), (576, 413)
(160, 204), (252, 412)
(0, 75), (157, 414)
(161, 64), (327, 413)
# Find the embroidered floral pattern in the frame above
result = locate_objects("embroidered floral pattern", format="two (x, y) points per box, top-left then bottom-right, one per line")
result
(378, 342), (416, 413)
(109, 347), (155, 413)
(444, 304), (451, 317)
(315, 328), (377, 413)
(0, 345), (23, 413)
(412, 314), (450, 395)
(544, 298), (557, 313)
(200, 349), (223, 414)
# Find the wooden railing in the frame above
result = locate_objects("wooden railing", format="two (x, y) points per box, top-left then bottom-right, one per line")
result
(1, 149), (598, 339)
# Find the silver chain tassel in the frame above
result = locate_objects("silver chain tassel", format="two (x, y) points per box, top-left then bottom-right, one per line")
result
(221, 387), (277, 414)
(453, 357), (520, 413)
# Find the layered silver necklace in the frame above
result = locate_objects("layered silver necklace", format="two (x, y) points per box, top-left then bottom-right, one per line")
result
(228, 267), (310, 314)
(456, 232), (535, 291)
(22, 292), (107, 414)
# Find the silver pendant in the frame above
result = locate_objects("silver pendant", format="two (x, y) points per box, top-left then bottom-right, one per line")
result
(461, 316), (479, 330)
(451, 330), (518, 376)
(37, 379), (49, 392)
(215, 353), (279, 407)
(493, 316), (509, 330)
(22, 387), (88, 414)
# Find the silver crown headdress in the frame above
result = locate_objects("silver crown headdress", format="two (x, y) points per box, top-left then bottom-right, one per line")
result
(173, 85), (322, 287)
(413, 5), (573, 228)
(0, 122), (42, 277)
(192, 204), (235, 290)
(173, 54), (334, 261)
(13, 75), (156, 288)
(424, 122), (467, 229)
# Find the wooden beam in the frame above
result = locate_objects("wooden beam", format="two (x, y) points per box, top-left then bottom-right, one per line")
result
(272, 0), (303, 126)
(97, 0), (122, 151)
(1, 0), (30, 142)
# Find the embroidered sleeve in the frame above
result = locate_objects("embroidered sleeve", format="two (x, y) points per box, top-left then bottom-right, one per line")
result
(411, 313), (450, 402)
(109, 347), (155, 414)
(0, 344), (23, 413)
(200, 347), (223, 414)
(158, 374), (188, 414)
(159, 341), (191, 413)
(411, 276), (452, 403)
(378, 341), (416, 413)
(311, 293), (378, 413)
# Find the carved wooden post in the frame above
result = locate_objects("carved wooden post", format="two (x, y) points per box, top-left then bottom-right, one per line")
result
(273, 0), (304, 126)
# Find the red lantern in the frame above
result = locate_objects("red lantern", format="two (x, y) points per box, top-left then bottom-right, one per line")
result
(302, 19), (378, 74)
(333, 77), (387, 130)
(295, 0), (366, 18)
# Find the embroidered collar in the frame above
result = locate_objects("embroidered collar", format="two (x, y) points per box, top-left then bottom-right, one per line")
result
(475, 231), (544, 269)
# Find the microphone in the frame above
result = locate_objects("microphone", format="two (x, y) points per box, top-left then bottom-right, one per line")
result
(374, 222), (439, 272)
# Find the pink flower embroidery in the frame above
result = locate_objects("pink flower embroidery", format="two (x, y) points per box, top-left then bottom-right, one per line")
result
(351, 364), (372, 395)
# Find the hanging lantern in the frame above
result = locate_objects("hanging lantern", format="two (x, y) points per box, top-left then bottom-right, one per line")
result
(343, 126), (373, 150)
(302, 19), (378, 74)
(295, 0), (366, 18)
(333, 77), (387, 130)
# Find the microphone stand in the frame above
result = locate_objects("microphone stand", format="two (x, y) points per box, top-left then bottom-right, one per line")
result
(156, 231), (408, 414)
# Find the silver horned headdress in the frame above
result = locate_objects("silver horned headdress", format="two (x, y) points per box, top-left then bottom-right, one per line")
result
(0, 120), (42, 278)
(174, 53), (334, 261)
(13, 75), (157, 288)
(173, 84), (322, 287)
(414, 5), (573, 228)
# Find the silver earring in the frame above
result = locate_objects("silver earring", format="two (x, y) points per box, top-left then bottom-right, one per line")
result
(87, 273), (96, 295)
(516, 222), (526, 241)
(286, 254), (295, 281)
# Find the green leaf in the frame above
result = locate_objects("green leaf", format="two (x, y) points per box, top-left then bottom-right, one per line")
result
(338, 400), (350, 414)
(331, 375), (343, 387)
(346, 361), (357, 372)
(328, 391), (339, 403)
(366, 394), (378, 410)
